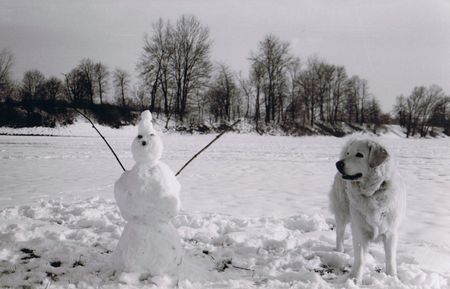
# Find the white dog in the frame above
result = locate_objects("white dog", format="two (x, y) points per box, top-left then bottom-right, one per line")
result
(329, 137), (406, 283)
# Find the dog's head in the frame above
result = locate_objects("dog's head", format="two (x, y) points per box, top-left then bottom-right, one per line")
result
(336, 139), (389, 181)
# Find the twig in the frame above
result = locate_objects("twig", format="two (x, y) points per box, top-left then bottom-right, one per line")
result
(72, 106), (240, 176)
(175, 119), (241, 176)
(231, 265), (254, 271)
(202, 249), (253, 272)
(71, 106), (126, 172)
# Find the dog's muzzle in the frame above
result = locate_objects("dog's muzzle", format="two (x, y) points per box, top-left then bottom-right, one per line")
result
(336, 161), (345, 174)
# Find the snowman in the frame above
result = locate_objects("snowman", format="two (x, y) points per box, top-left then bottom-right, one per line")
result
(113, 110), (182, 278)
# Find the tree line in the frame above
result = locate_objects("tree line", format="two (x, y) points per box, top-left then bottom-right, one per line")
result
(394, 85), (449, 137)
(137, 17), (387, 133)
(0, 49), (138, 127)
(0, 56), (136, 109)
(1, 15), (449, 136)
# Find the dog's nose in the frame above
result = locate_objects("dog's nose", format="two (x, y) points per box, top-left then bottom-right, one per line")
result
(336, 161), (344, 172)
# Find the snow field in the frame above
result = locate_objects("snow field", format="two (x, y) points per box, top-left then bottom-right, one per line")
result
(0, 197), (447, 288)
(0, 123), (449, 288)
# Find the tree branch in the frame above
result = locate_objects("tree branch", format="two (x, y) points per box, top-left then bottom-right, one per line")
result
(71, 106), (126, 172)
(175, 119), (241, 176)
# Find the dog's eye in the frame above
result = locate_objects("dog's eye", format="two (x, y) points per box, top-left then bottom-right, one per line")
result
(137, 135), (143, 139)
(150, 133), (155, 137)
(356, 153), (364, 158)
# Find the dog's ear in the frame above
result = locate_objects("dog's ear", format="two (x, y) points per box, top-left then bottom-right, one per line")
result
(368, 141), (389, 168)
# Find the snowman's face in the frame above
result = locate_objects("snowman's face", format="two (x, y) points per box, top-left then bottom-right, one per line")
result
(131, 132), (163, 164)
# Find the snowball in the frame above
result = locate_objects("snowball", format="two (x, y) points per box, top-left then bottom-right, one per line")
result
(138, 110), (155, 135)
(114, 222), (182, 276)
(114, 162), (181, 224)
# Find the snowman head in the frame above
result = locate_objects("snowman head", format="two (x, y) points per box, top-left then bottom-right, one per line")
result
(131, 111), (163, 165)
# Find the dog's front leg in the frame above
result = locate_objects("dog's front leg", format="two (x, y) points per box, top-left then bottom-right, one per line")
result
(335, 216), (347, 252)
(349, 225), (368, 284)
(383, 233), (398, 276)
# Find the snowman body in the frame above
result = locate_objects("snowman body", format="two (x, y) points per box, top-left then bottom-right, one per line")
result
(113, 111), (182, 276)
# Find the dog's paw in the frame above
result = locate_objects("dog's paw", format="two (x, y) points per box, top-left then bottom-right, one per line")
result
(335, 245), (344, 253)
(347, 270), (363, 286)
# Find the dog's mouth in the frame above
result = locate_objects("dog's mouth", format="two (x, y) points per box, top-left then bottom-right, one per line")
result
(341, 173), (363, 181)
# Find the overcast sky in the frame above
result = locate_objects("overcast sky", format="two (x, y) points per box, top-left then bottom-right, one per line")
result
(1, 0), (449, 111)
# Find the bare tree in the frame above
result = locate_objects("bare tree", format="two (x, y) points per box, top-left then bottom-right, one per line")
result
(21, 70), (45, 104)
(238, 72), (254, 119)
(429, 96), (449, 130)
(158, 22), (175, 118)
(313, 61), (335, 122)
(138, 18), (173, 113)
(138, 15), (211, 122)
(394, 85), (446, 137)
(408, 86), (427, 137)
(0, 49), (14, 100)
(207, 63), (238, 122)
(250, 34), (291, 124)
(64, 68), (91, 104)
(296, 57), (338, 126)
(41, 77), (65, 103)
(132, 81), (149, 110)
(94, 62), (109, 104)
(418, 85), (445, 136)
(77, 58), (96, 105)
(367, 97), (382, 132)
(393, 95), (407, 127)
(114, 68), (130, 107)
(171, 15), (212, 122)
(345, 76), (362, 123)
(286, 57), (302, 124)
(293, 60), (374, 127)
(331, 66), (347, 123)
(297, 57), (320, 126)
(359, 79), (370, 124)
(249, 59), (265, 130)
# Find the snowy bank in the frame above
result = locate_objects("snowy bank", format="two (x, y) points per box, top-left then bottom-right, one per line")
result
(1, 119), (446, 139)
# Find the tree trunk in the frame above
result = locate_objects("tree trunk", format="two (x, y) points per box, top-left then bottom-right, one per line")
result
(255, 86), (260, 129)
(150, 67), (161, 112)
(121, 85), (125, 107)
(98, 80), (103, 104)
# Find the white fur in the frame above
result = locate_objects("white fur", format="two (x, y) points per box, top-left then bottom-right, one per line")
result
(329, 136), (406, 284)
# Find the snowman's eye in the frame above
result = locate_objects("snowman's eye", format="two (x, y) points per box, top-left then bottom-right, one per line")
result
(137, 135), (143, 139)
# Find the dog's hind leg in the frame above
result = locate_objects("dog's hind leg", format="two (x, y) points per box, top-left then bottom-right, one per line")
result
(383, 233), (398, 276)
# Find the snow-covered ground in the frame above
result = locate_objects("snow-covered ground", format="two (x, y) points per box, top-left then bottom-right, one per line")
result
(0, 123), (449, 288)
